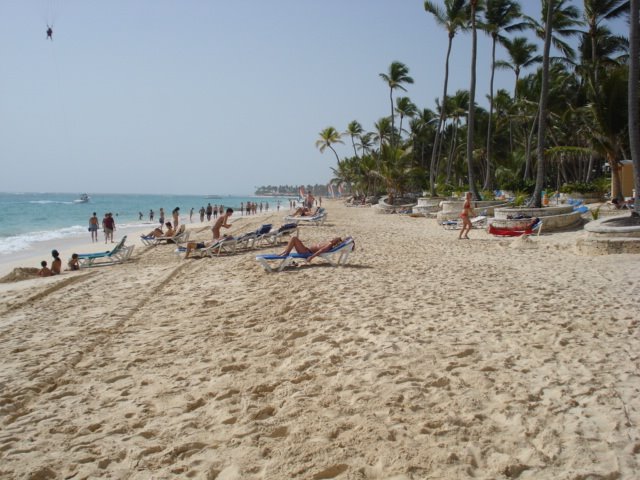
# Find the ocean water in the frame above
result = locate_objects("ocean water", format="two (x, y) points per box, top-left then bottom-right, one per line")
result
(0, 192), (295, 256)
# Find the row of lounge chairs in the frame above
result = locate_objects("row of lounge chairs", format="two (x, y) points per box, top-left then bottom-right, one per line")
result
(178, 223), (299, 258)
(72, 207), (357, 273)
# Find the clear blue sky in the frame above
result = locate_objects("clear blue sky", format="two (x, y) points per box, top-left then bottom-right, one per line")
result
(0, 1), (626, 195)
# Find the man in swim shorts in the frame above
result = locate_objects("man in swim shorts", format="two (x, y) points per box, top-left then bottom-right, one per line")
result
(89, 212), (99, 242)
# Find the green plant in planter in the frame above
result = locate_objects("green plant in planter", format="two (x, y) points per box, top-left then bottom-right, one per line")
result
(514, 191), (527, 207)
(480, 190), (495, 200)
(590, 206), (601, 220)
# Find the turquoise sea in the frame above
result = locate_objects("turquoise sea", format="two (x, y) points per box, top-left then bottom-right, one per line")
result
(0, 192), (295, 256)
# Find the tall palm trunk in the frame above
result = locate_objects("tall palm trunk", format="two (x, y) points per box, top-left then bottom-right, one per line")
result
(466, 1), (481, 200)
(484, 33), (498, 190)
(430, 34), (454, 196)
(389, 89), (395, 146)
(530, 0), (554, 208)
(630, 0), (640, 216)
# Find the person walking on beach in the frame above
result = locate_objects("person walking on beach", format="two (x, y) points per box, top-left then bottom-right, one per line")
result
(89, 212), (99, 242)
(189, 208), (194, 222)
(213, 205), (218, 219)
(159, 208), (165, 226)
(206, 203), (213, 221)
(212, 208), (233, 240)
(103, 213), (116, 243)
(199, 206), (205, 222)
(149, 209), (154, 221)
(138, 211), (143, 221)
(172, 207), (180, 229)
(458, 192), (475, 240)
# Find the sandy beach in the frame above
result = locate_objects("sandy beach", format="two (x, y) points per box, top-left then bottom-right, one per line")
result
(0, 199), (639, 479)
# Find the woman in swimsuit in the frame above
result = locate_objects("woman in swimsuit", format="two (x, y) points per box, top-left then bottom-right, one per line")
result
(278, 237), (343, 263)
(458, 192), (474, 240)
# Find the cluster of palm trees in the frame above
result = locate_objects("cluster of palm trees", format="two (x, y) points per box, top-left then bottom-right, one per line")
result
(317, 0), (638, 212)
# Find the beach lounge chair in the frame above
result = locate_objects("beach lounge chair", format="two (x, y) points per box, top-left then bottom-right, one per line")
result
(255, 236), (355, 273)
(284, 207), (327, 226)
(141, 225), (189, 246)
(256, 223), (298, 246)
(573, 205), (590, 214)
(77, 236), (135, 268)
(488, 218), (542, 237)
(441, 215), (487, 230)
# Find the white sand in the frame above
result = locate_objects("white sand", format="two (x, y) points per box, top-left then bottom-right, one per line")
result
(0, 200), (639, 479)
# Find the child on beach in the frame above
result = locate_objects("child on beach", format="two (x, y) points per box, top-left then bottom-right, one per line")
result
(38, 261), (52, 277)
(67, 254), (80, 271)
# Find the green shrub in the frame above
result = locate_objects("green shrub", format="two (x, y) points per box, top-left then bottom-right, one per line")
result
(499, 178), (535, 194)
(559, 182), (599, 194)
(514, 191), (527, 207)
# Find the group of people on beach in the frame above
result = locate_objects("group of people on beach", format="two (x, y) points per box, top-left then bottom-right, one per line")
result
(37, 249), (79, 277)
(88, 212), (117, 244)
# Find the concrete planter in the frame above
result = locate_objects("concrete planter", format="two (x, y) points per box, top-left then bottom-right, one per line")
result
(436, 200), (510, 221)
(494, 206), (582, 232)
(412, 197), (450, 216)
(577, 214), (640, 254)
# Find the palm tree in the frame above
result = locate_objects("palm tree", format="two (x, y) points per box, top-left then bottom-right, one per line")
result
(373, 117), (393, 149)
(583, 0), (630, 84)
(482, 0), (526, 190)
(629, 0), (640, 216)
(315, 127), (344, 165)
(344, 121), (364, 158)
(588, 66), (629, 200)
(530, 0), (555, 208)
(443, 89), (470, 183)
(424, 0), (468, 195)
(357, 132), (375, 157)
(465, 0), (482, 200)
(395, 96), (418, 139)
(524, 0), (583, 63)
(497, 36), (541, 98)
(379, 62), (414, 146)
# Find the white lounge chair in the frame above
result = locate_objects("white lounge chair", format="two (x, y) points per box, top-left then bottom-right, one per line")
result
(284, 207), (327, 226)
(256, 223), (298, 246)
(142, 225), (189, 246)
(77, 236), (135, 268)
(255, 236), (355, 273)
(441, 215), (487, 230)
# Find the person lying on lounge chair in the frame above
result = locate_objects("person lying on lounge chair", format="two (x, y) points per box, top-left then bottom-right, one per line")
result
(611, 197), (634, 209)
(278, 236), (343, 263)
(291, 206), (319, 217)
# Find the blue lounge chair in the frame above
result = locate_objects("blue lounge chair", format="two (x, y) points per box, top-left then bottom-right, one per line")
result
(77, 236), (134, 268)
(255, 236), (355, 273)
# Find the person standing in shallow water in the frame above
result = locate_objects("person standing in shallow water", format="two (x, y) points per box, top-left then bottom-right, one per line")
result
(89, 212), (99, 242)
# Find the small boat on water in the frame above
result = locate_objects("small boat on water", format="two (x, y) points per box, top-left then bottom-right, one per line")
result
(73, 193), (90, 204)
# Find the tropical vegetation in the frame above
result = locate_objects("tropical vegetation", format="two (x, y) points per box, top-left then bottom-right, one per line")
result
(317, 0), (637, 212)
